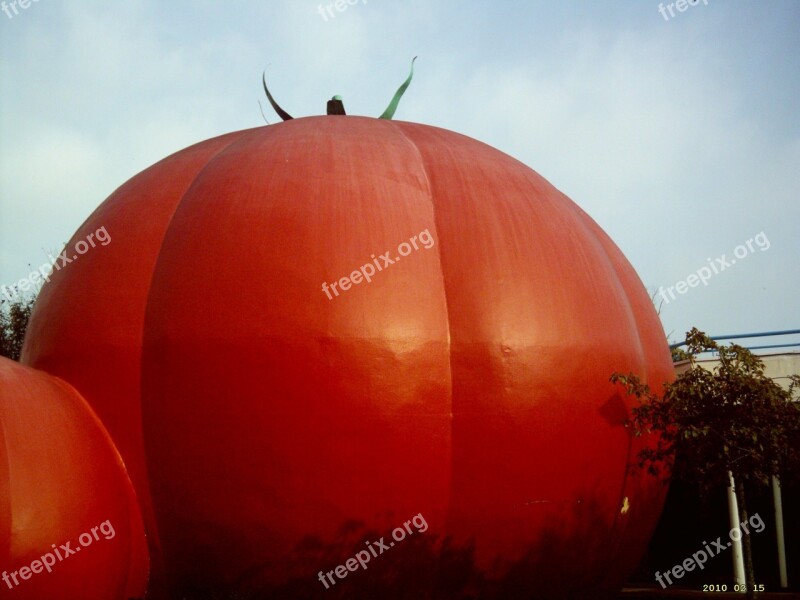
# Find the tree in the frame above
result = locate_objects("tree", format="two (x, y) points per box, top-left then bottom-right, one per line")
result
(612, 327), (800, 598)
(0, 292), (36, 361)
(670, 346), (691, 363)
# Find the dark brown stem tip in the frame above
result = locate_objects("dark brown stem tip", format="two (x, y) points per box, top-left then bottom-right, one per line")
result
(327, 95), (346, 115)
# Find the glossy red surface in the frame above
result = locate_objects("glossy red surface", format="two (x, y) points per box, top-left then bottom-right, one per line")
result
(0, 357), (148, 600)
(22, 116), (673, 599)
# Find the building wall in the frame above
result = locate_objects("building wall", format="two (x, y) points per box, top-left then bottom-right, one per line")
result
(674, 352), (800, 394)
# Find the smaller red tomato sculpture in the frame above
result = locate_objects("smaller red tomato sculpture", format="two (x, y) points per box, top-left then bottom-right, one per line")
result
(0, 357), (149, 600)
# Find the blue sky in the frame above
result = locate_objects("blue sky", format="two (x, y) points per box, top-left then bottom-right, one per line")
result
(1, 0), (798, 345)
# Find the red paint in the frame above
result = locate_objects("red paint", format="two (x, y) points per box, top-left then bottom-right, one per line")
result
(0, 357), (148, 600)
(22, 116), (673, 598)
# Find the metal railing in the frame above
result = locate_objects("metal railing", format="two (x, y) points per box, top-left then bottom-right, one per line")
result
(669, 328), (800, 351)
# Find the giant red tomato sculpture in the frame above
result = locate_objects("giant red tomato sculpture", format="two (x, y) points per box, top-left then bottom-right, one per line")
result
(21, 85), (672, 599)
(0, 357), (149, 600)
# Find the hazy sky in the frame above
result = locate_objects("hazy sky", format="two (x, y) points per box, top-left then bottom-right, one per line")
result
(1, 0), (798, 347)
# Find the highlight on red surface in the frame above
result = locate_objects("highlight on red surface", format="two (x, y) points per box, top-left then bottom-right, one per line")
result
(0, 357), (149, 600)
(21, 115), (673, 599)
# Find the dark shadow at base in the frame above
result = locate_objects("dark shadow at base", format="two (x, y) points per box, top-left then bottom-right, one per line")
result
(172, 491), (643, 600)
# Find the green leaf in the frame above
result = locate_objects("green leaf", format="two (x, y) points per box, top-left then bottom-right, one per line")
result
(378, 57), (417, 120)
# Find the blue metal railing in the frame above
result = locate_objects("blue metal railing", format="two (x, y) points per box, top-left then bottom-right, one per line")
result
(669, 329), (800, 351)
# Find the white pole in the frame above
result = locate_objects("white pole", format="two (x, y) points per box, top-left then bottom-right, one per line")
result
(728, 471), (746, 588)
(772, 475), (788, 588)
